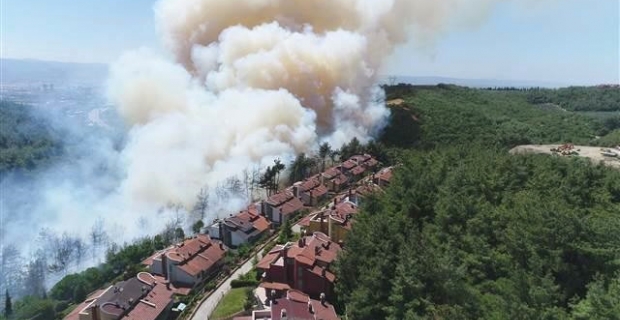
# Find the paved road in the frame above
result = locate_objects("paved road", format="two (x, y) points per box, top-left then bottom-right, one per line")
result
(191, 251), (264, 320)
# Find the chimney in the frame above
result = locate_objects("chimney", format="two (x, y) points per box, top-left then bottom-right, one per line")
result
(298, 237), (304, 248)
(315, 246), (320, 255)
(219, 242), (224, 250)
(308, 301), (314, 314)
(90, 304), (100, 320)
(281, 308), (287, 320)
(320, 293), (326, 306)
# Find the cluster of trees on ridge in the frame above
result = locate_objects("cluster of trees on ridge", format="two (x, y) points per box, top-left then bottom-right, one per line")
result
(381, 84), (620, 149)
(0, 101), (63, 175)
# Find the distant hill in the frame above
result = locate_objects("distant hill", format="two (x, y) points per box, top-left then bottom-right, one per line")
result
(380, 75), (570, 89)
(1, 59), (108, 86)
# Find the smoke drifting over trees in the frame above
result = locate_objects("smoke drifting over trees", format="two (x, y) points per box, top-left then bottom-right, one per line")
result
(1, 0), (520, 300)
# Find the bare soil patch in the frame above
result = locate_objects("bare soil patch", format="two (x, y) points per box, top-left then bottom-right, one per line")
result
(510, 145), (620, 169)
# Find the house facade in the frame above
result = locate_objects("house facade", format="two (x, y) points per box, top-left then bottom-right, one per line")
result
(241, 290), (339, 320)
(208, 204), (271, 248)
(302, 198), (358, 244)
(261, 188), (304, 226)
(143, 235), (226, 289)
(256, 232), (341, 300)
(321, 166), (349, 193)
(64, 272), (176, 320)
(293, 175), (328, 207)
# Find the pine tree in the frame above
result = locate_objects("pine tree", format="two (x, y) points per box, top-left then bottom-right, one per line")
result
(4, 289), (12, 318)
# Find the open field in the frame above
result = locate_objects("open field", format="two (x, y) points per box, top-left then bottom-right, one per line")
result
(510, 144), (620, 169)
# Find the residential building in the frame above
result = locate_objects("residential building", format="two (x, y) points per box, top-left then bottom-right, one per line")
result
(64, 272), (176, 320)
(301, 198), (358, 244)
(321, 166), (348, 192)
(349, 154), (379, 170)
(293, 175), (328, 206)
(241, 290), (339, 320)
(341, 154), (379, 183)
(373, 166), (394, 188)
(142, 235), (226, 289)
(262, 188), (304, 226)
(256, 232), (341, 300)
(208, 204), (271, 248)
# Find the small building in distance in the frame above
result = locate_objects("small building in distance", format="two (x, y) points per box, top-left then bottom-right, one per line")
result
(64, 272), (177, 320)
(208, 204), (271, 248)
(262, 188), (304, 226)
(142, 235), (226, 290)
(292, 175), (328, 207)
(373, 166), (394, 188)
(256, 232), (341, 300)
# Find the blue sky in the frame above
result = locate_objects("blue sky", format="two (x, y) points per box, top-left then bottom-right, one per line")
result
(2, 0), (619, 85)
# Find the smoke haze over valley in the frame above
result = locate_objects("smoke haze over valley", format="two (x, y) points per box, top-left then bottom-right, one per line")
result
(2, 0), (613, 301)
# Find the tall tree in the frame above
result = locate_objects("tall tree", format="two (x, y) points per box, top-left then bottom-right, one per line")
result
(192, 186), (209, 221)
(289, 153), (315, 183)
(4, 289), (12, 318)
(319, 142), (332, 171)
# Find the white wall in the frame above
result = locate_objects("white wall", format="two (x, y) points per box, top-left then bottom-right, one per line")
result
(207, 223), (221, 239)
(231, 231), (245, 247)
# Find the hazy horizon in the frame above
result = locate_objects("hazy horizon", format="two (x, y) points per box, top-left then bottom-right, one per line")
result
(2, 0), (618, 86)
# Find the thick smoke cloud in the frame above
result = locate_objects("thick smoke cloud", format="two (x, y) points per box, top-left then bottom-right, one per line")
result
(108, 0), (517, 214)
(3, 0), (521, 298)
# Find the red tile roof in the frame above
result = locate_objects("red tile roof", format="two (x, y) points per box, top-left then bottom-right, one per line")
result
(266, 189), (296, 206)
(124, 274), (175, 320)
(322, 167), (341, 179)
(295, 232), (341, 267)
(351, 165), (365, 176)
(270, 290), (340, 320)
(226, 208), (272, 235)
(311, 201), (358, 230)
(355, 183), (384, 197)
(297, 175), (328, 199)
(257, 245), (284, 270)
(342, 160), (357, 170)
(277, 196), (304, 216)
(163, 235), (226, 276)
(64, 273), (175, 320)
(376, 167), (393, 183)
(258, 281), (292, 291)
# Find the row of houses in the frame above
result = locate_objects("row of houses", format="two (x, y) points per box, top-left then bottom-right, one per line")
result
(243, 165), (395, 320)
(206, 154), (384, 251)
(65, 234), (229, 320)
(65, 154), (391, 320)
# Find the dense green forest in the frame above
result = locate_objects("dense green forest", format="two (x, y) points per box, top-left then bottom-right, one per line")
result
(381, 85), (620, 149)
(526, 86), (620, 112)
(336, 147), (620, 319)
(0, 101), (63, 175)
(335, 85), (620, 319)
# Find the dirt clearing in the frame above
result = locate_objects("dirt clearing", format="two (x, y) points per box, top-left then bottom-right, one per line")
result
(510, 145), (620, 169)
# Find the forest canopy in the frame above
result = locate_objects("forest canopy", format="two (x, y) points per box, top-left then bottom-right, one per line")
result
(336, 147), (620, 320)
(336, 84), (620, 320)
(0, 101), (63, 175)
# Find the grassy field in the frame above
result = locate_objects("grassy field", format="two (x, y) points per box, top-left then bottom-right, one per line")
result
(211, 287), (250, 319)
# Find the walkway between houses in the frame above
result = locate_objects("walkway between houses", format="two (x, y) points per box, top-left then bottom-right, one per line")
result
(191, 251), (264, 320)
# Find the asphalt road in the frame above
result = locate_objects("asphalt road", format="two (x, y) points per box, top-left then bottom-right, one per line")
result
(191, 251), (264, 320)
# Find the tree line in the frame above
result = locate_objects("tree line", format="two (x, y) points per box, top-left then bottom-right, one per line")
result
(335, 147), (620, 319)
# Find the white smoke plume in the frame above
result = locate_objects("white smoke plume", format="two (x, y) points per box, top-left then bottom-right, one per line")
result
(2, 0), (522, 298)
(109, 0), (510, 210)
